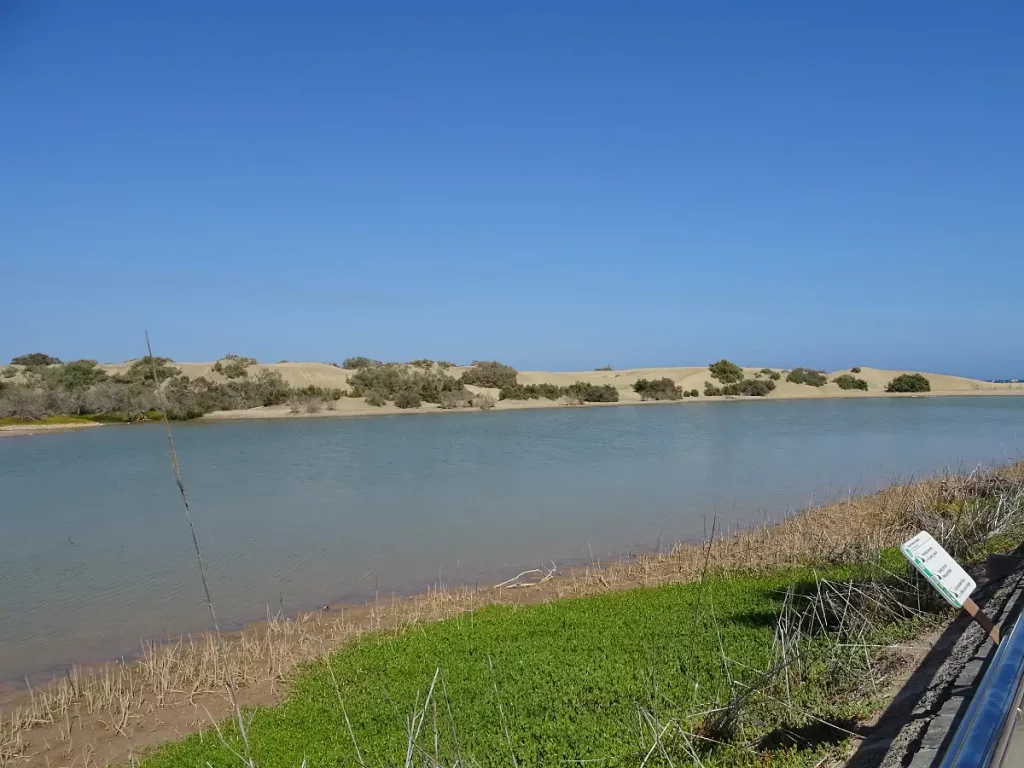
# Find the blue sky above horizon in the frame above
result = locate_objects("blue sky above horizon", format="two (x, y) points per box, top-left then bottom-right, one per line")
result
(2, 2), (1022, 378)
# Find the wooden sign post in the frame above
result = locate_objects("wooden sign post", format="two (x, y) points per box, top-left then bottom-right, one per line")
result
(901, 531), (1000, 645)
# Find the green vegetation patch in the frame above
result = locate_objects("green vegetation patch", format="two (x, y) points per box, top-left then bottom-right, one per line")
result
(709, 359), (744, 384)
(886, 373), (931, 393)
(499, 383), (562, 401)
(460, 361), (518, 389)
(704, 378), (775, 397)
(342, 357), (382, 370)
(499, 381), (619, 403)
(350, 364), (465, 408)
(562, 381), (619, 403)
(786, 368), (828, 387)
(633, 377), (682, 401)
(114, 356), (182, 385)
(213, 354), (258, 379)
(10, 352), (61, 366)
(145, 559), (921, 768)
(833, 375), (869, 391)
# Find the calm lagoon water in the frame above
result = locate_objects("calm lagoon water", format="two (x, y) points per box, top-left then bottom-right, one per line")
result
(2, 397), (1023, 682)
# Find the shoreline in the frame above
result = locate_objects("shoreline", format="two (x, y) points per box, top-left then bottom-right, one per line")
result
(0, 421), (103, 437)
(3, 389), (1022, 435)
(3, 460), (1022, 767)
(200, 385), (1024, 422)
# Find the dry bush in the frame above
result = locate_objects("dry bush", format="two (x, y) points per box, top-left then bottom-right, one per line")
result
(438, 390), (472, 409)
(0, 386), (48, 420)
(288, 394), (330, 414)
(472, 393), (496, 410)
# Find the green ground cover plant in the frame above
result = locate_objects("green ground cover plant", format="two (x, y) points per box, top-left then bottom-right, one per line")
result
(144, 555), (925, 768)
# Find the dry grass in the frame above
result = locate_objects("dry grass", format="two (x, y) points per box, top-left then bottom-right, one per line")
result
(2, 461), (1022, 767)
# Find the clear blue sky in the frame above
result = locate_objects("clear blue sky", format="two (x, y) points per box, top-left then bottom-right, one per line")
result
(2, 2), (1022, 377)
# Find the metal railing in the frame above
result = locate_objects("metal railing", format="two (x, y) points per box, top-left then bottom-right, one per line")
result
(939, 614), (1024, 767)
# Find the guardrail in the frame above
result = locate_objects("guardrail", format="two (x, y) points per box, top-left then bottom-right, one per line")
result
(939, 613), (1024, 767)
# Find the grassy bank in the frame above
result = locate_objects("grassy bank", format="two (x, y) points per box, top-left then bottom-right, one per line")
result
(146, 557), (925, 767)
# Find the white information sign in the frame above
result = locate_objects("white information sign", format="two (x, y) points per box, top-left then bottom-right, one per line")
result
(900, 531), (976, 608)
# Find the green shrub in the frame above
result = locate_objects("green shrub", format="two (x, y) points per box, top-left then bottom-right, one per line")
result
(499, 383), (561, 401)
(212, 354), (257, 378)
(833, 375), (868, 391)
(343, 356), (381, 370)
(11, 353), (61, 367)
(595, 364), (613, 371)
(233, 370), (291, 407)
(786, 368), (828, 387)
(154, 370), (293, 418)
(348, 364), (405, 398)
(55, 360), (107, 393)
(409, 359), (434, 369)
(213, 359), (250, 378)
(115, 356), (182, 384)
(851, 367), (862, 374)
(461, 361), (518, 389)
(418, 373), (465, 404)
(704, 382), (723, 396)
(682, 390), (692, 398)
(722, 378), (776, 397)
(709, 359), (744, 384)
(364, 390), (387, 407)
(760, 368), (781, 381)
(1, 367), (16, 379)
(886, 373), (931, 393)
(348, 364), (464, 404)
(437, 361), (455, 371)
(689, 389), (699, 397)
(394, 388), (422, 409)
(292, 385), (344, 401)
(632, 378), (682, 401)
(562, 382), (618, 403)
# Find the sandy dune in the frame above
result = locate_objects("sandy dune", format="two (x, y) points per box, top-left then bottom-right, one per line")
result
(93, 361), (1020, 421)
